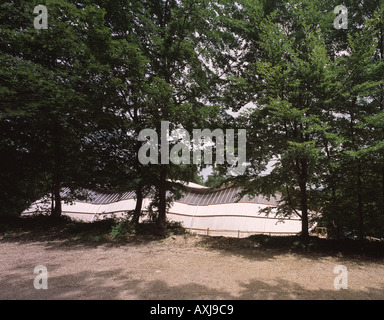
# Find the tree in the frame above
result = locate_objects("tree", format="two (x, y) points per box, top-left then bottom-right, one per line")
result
(322, 3), (384, 239)
(231, 0), (384, 240)
(204, 166), (228, 188)
(96, 0), (237, 233)
(0, 0), (116, 217)
(233, 0), (337, 238)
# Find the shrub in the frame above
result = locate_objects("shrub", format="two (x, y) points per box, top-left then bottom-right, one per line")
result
(109, 221), (132, 240)
(166, 220), (186, 236)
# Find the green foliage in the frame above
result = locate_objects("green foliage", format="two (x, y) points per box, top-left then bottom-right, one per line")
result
(204, 166), (229, 188)
(0, 214), (185, 242)
(248, 234), (384, 257)
(3, 0), (384, 240)
(109, 219), (185, 239)
(109, 221), (132, 240)
(0, 0), (118, 217)
(165, 220), (186, 236)
(226, 0), (384, 240)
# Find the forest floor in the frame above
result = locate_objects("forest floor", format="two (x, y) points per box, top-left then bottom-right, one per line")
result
(0, 216), (383, 300)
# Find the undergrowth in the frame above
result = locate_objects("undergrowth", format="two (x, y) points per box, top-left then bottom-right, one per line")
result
(0, 214), (186, 243)
(1, 215), (383, 258)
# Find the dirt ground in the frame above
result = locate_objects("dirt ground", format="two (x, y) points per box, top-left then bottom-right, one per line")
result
(1, 234), (383, 300)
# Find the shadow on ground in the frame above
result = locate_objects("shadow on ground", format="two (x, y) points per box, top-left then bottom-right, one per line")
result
(1, 265), (383, 300)
(2, 215), (384, 264)
(195, 234), (384, 262)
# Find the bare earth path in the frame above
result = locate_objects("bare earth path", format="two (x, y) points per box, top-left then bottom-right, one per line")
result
(1, 234), (383, 300)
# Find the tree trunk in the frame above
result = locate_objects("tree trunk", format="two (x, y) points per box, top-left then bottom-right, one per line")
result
(51, 185), (54, 215)
(299, 180), (309, 239)
(295, 157), (309, 239)
(382, 164), (384, 217)
(51, 118), (62, 218)
(380, 31), (384, 217)
(357, 164), (364, 240)
(324, 141), (341, 238)
(132, 185), (143, 226)
(132, 120), (144, 227)
(52, 179), (62, 218)
(157, 165), (167, 234)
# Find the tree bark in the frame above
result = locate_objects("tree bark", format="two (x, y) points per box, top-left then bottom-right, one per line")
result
(379, 30), (384, 217)
(157, 165), (167, 234)
(299, 180), (309, 239)
(357, 164), (364, 240)
(382, 164), (384, 217)
(295, 157), (309, 239)
(51, 118), (62, 218)
(132, 185), (143, 226)
(52, 178), (62, 218)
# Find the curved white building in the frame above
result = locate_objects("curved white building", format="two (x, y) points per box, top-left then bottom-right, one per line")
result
(24, 183), (302, 237)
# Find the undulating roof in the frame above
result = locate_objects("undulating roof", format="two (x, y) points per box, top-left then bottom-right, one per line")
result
(67, 185), (280, 206)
